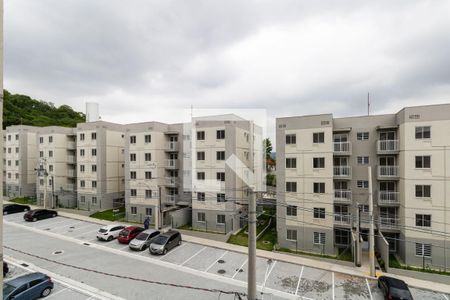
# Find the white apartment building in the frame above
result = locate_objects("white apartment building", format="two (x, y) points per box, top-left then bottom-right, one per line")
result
(4, 125), (40, 198)
(76, 121), (125, 211)
(36, 127), (77, 208)
(276, 104), (450, 269)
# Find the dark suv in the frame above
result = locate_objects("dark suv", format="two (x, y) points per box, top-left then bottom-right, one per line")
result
(378, 276), (413, 300)
(24, 209), (57, 222)
(149, 231), (182, 255)
(3, 204), (31, 215)
(3, 272), (54, 300)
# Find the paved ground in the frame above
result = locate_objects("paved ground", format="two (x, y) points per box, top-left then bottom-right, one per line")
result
(3, 213), (449, 300)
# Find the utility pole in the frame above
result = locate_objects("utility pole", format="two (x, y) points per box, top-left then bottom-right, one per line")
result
(355, 202), (361, 267)
(51, 175), (56, 209)
(368, 166), (376, 277)
(156, 185), (161, 230)
(248, 188), (257, 300)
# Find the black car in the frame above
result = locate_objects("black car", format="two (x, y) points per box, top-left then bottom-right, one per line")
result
(378, 276), (413, 300)
(3, 204), (31, 215)
(23, 209), (57, 222)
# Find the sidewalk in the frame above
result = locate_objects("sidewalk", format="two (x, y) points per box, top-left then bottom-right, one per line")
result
(4, 200), (450, 294)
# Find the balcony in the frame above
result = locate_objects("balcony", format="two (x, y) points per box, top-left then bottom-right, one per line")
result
(165, 177), (178, 186)
(377, 140), (399, 155)
(334, 214), (352, 226)
(165, 195), (176, 203)
(379, 217), (400, 231)
(378, 165), (399, 179)
(67, 169), (76, 178)
(166, 159), (178, 169)
(333, 142), (352, 155)
(378, 191), (400, 206)
(67, 141), (76, 149)
(66, 183), (75, 191)
(334, 189), (352, 203)
(67, 156), (76, 164)
(333, 166), (352, 178)
(165, 142), (179, 152)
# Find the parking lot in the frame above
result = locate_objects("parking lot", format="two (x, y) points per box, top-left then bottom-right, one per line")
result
(4, 213), (450, 300)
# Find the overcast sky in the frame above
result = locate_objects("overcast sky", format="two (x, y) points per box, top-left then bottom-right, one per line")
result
(5, 0), (450, 141)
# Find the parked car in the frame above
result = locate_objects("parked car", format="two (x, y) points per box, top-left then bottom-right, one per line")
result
(129, 229), (160, 251)
(149, 230), (182, 255)
(96, 225), (126, 241)
(3, 272), (53, 300)
(378, 276), (413, 300)
(3, 204), (31, 215)
(23, 209), (57, 222)
(3, 261), (9, 277)
(117, 226), (145, 244)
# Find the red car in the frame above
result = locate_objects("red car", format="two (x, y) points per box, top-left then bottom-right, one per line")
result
(117, 226), (145, 244)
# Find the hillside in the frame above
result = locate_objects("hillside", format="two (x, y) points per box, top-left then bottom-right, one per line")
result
(3, 90), (85, 129)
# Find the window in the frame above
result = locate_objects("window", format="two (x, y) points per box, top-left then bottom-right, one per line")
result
(198, 212), (206, 222)
(80, 149), (85, 156)
(334, 229), (350, 246)
(15, 134), (19, 140)
(313, 182), (325, 194)
(145, 153), (151, 161)
(286, 229), (297, 241)
(29, 279), (44, 288)
(49, 150), (53, 158)
(39, 151), (44, 158)
(130, 189), (137, 197)
(91, 132), (97, 140)
(145, 190), (152, 199)
(313, 157), (325, 168)
(80, 165), (85, 172)
(197, 172), (205, 180)
(286, 182), (297, 192)
(313, 208), (325, 219)
(80, 196), (85, 203)
(197, 192), (205, 201)
(15, 173), (19, 179)
(131, 207), (137, 215)
(415, 243), (431, 257)
(7, 148), (11, 153)
(216, 151), (225, 160)
(92, 181), (97, 188)
(49, 165), (53, 172)
(39, 137), (44, 143)
(130, 136), (136, 144)
(286, 134), (296, 145)
(416, 214), (431, 227)
(216, 130), (225, 139)
(415, 156), (431, 168)
(415, 185), (431, 198)
(197, 151), (205, 160)
(415, 126), (431, 139)
(217, 214), (225, 224)
(80, 180), (85, 188)
(197, 131), (205, 140)
(357, 132), (369, 140)
(49, 136), (53, 143)
(7, 160), (10, 166)
(217, 193), (226, 202)
(15, 160), (19, 166)
(92, 197), (97, 204)
(49, 178), (53, 186)
(7, 173), (11, 178)
(145, 135), (151, 143)
(314, 232), (326, 245)
(357, 156), (369, 165)
(130, 153), (136, 161)
(92, 165), (97, 172)
(357, 180), (369, 188)
(145, 171), (152, 179)
(92, 148), (97, 156)
(313, 132), (325, 143)
(40, 179), (44, 186)
(286, 206), (297, 216)
(7, 135), (11, 141)
(80, 133), (85, 141)
(216, 172), (225, 181)
(145, 208), (152, 215)
(130, 171), (137, 179)
(286, 158), (297, 168)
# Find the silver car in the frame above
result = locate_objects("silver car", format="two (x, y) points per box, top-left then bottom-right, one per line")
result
(129, 229), (160, 251)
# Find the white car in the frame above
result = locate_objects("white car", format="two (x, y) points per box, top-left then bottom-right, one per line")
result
(96, 225), (126, 241)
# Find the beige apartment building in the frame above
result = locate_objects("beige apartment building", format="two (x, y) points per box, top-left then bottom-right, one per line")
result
(4, 125), (40, 198)
(36, 126), (77, 208)
(276, 103), (450, 269)
(76, 121), (125, 211)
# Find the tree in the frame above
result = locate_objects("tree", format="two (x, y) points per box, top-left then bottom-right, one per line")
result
(263, 138), (272, 160)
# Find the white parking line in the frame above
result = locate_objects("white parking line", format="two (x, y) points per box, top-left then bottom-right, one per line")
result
(181, 247), (207, 266)
(205, 251), (228, 272)
(442, 294), (449, 300)
(119, 245), (130, 251)
(75, 229), (99, 239)
(232, 258), (248, 279)
(332, 272), (335, 299)
(294, 266), (304, 296)
(45, 287), (68, 299)
(365, 278), (373, 300)
(159, 242), (187, 260)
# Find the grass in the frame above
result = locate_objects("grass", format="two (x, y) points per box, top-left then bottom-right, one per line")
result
(389, 254), (450, 276)
(277, 246), (353, 262)
(90, 207), (125, 221)
(9, 197), (36, 205)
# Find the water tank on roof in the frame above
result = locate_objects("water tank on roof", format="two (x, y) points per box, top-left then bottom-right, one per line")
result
(86, 102), (99, 122)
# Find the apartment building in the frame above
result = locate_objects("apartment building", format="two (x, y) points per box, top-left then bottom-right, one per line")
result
(36, 127), (77, 208)
(276, 104), (450, 269)
(191, 115), (263, 234)
(76, 121), (125, 211)
(124, 122), (190, 226)
(4, 125), (40, 198)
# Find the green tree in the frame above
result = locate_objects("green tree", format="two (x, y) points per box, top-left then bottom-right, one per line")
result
(263, 138), (272, 159)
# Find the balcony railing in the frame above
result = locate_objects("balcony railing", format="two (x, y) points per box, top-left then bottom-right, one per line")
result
(67, 156), (76, 164)
(377, 140), (399, 154)
(166, 142), (178, 152)
(165, 177), (178, 186)
(334, 213), (352, 226)
(333, 142), (352, 155)
(334, 190), (352, 203)
(333, 166), (352, 178)
(166, 159), (178, 169)
(67, 169), (76, 178)
(166, 195), (176, 202)
(379, 217), (400, 230)
(66, 183), (75, 191)
(378, 165), (399, 178)
(378, 191), (399, 205)
(67, 141), (76, 149)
